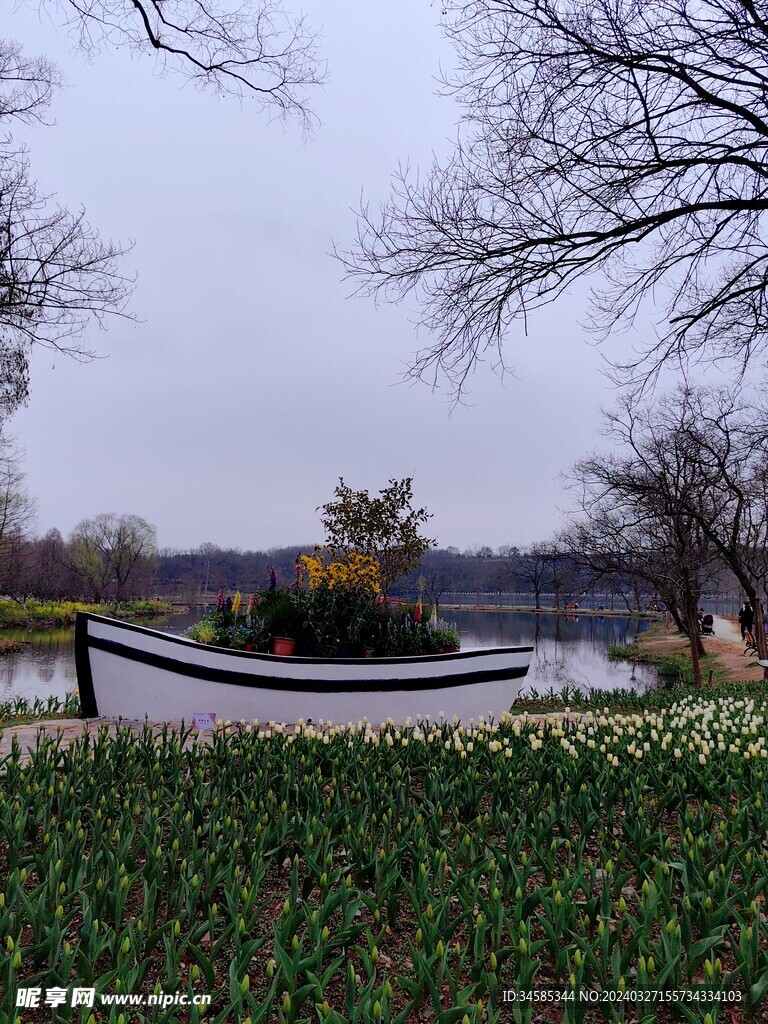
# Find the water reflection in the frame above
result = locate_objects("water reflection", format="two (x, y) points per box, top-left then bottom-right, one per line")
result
(450, 610), (660, 693)
(0, 609), (659, 705)
(0, 628), (78, 704)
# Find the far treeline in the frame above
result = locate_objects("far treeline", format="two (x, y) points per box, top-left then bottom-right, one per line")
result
(4, 384), (768, 690)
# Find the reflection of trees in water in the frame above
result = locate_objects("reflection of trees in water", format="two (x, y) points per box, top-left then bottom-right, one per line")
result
(0, 629), (76, 700)
(450, 609), (658, 693)
(0, 653), (20, 690)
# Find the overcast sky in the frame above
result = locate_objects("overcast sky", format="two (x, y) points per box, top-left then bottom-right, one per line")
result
(8, 0), (688, 553)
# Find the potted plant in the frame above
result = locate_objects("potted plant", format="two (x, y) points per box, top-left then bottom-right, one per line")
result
(261, 591), (304, 656)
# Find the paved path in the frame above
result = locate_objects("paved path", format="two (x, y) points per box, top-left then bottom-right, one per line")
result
(0, 711), (593, 763)
(713, 614), (743, 645)
(0, 718), (213, 762)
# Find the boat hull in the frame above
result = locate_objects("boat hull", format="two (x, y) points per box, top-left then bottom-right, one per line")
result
(75, 613), (533, 724)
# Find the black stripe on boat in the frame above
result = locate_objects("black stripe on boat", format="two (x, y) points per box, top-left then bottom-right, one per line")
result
(75, 613), (99, 718)
(87, 635), (531, 694)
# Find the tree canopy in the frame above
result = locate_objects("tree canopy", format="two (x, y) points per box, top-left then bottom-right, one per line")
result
(319, 477), (435, 597)
(69, 512), (158, 603)
(342, 0), (768, 394)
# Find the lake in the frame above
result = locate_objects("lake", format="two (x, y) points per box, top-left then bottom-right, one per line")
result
(0, 608), (659, 706)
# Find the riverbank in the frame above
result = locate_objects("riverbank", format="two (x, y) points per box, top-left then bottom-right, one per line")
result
(441, 603), (661, 617)
(611, 616), (764, 683)
(0, 598), (177, 629)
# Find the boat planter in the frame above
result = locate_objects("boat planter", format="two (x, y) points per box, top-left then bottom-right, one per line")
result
(75, 613), (534, 724)
(272, 636), (296, 657)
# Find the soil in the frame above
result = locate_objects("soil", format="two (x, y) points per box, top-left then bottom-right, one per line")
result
(634, 617), (765, 683)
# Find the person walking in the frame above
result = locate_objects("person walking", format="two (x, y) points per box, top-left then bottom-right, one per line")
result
(739, 603), (748, 640)
(743, 602), (754, 639)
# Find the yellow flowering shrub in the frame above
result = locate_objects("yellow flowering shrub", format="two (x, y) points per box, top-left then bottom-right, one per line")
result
(298, 548), (381, 595)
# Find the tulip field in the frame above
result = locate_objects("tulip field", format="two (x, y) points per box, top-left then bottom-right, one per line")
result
(1, 685), (768, 1022)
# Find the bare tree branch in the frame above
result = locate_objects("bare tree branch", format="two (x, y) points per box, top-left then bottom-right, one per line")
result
(340, 0), (768, 395)
(39, 0), (326, 126)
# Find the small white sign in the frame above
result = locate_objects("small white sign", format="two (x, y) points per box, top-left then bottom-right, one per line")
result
(192, 712), (217, 730)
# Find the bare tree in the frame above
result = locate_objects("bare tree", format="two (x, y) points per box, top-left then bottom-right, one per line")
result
(541, 543), (576, 609)
(341, 0), (768, 395)
(516, 542), (552, 609)
(0, 42), (131, 417)
(1, 0), (323, 415)
(69, 512), (158, 603)
(666, 388), (768, 661)
(22, 527), (76, 600)
(0, 436), (37, 592)
(568, 385), (768, 679)
(423, 569), (445, 612)
(561, 505), (715, 672)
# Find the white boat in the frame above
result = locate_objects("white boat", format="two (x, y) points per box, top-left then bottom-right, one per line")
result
(75, 613), (533, 724)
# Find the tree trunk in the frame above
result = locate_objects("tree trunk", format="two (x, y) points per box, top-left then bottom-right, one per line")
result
(667, 604), (686, 634)
(752, 597), (767, 666)
(685, 600), (703, 687)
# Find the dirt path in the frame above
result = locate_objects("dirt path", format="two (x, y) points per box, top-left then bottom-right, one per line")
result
(638, 615), (764, 683)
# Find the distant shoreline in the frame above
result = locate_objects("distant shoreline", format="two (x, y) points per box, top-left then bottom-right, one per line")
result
(440, 604), (663, 618)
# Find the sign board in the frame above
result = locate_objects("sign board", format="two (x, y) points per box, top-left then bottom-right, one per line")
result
(192, 712), (217, 730)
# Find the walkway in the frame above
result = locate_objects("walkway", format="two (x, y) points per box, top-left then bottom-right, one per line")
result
(0, 711), (593, 764)
(712, 614), (743, 645)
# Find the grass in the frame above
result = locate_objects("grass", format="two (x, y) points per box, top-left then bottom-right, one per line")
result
(512, 679), (768, 713)
(0, 599), (174, 630)
(0, 694), (82, 730)
(607, 640), (733, 687)
(1, 685), (767, 1022)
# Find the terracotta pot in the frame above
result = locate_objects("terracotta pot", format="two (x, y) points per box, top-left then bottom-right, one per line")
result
(363, 651), (374, 659)
(272, 636), (296, 657)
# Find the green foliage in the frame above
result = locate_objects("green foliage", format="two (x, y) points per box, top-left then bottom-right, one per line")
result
(319, 478), (435, 596)
(0, 599), (172, 628)
(260, 591), (307, 641)
(608, 643), (727, 685)
(1, 694), (767, 1019)
(186, 608), (270, 652)
(68, 513), (158, 603)
(188, 592), (461, 658)
(0, 692), (80, 725)
(380, 615), (460, 657)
